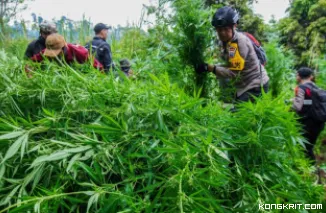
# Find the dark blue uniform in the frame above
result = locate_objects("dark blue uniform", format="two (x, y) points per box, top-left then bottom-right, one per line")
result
(25, 36), (46, 59)
(85, 37), (112, 72)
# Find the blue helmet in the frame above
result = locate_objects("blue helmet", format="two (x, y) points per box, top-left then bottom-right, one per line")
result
(211, 6), (239, 28)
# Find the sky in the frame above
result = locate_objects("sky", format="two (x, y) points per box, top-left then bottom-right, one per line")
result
(252, 0), (290, 21)
(18, 0), (157, 27)
(17, 0), (290, 27)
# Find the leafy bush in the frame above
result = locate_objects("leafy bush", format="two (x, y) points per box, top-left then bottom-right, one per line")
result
(0, 1), (325, 211)
(316, 56), (326, 89)
(171, 0), (213, 97)
(0, 38), (29, 60)
(265, 43), (295, 97)
(0, 55), (324, 212)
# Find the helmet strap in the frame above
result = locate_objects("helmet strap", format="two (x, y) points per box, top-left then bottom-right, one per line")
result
(232, 25), (237, 38)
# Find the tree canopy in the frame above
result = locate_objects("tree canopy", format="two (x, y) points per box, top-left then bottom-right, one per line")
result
(278, 0), (326, 67)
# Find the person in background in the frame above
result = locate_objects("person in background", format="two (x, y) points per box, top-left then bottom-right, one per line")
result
(31, 33), (103, 70)
(292, 67), (325, 162)
(196, 6), (269, 103)
(119, 59), (133, 77)
(25, 21), (57, 59)
(85, 23), (113, 72)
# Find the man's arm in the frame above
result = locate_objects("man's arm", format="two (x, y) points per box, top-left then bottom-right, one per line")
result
(292, 87), (305, 112)
(207, 64), (236, 78)
(30, 50), (45, 62)
(101, 44), (113, 72)
(24, 42), (35, 59)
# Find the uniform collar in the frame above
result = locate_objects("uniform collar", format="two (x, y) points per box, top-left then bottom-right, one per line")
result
(94, 36), (106, 42)
(231, 31), (239, 42)
(221, 30), (238, 46)
(302, 81), (315, 86)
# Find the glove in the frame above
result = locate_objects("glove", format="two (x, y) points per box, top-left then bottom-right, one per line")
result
(111, 62), (116, 71)
(196, 63), (209, 73)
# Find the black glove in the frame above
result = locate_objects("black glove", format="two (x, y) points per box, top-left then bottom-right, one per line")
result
(111, 62), (116, 71)
(196, 63), (208, 73)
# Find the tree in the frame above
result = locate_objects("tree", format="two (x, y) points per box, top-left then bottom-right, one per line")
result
(0, 0), (30, 35)
(278, 0), (326, 67)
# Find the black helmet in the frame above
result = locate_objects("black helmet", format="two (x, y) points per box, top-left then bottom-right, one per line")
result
(211, 6), (239, 28)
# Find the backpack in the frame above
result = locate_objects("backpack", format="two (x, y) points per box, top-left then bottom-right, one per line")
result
(244, 32), (267, 66)
(308, 85), (326, 122)
(85, 42), (107, 59)
(66, 44), (103, 70)
(65, 44), (89, 64)
(301, 84), (326, 122)
(85, 42), (108, 70)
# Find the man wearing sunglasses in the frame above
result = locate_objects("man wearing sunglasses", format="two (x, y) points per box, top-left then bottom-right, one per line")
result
(197, 6), (269, 102)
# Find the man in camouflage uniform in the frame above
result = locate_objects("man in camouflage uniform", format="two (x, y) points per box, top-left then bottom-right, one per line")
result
(25, 21), (57, 59)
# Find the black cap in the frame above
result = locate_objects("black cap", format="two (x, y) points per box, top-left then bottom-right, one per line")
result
(94, 23), (111, 34)
(297, 67), (314, 79)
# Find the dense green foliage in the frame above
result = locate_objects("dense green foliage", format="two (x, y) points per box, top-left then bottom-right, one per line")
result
(278, 0), (326, 67)
(0, 50), (324, 212)
(264, 43), (295, 97)
(0, 0), (325, 212)
(171, 0), (212, 97)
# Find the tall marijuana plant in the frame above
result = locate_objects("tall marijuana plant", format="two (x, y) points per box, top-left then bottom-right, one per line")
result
(171, 0), (213, 97)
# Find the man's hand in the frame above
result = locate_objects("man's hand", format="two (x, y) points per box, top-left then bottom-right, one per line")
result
(24, 65), (33, 78)
(196, 63), (236, 78)
(195, 63), (209, 73)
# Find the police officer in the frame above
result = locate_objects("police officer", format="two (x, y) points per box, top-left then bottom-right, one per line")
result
(85, 23), (113, 72)
(197, 6), (269, 102)
(292, 67), (325, 162)
(25, 21), (57, 59)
